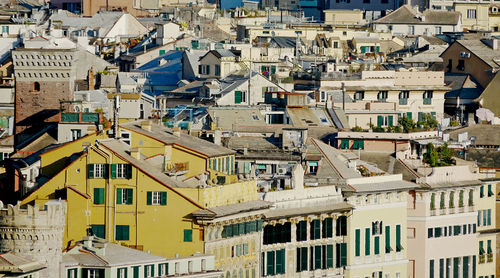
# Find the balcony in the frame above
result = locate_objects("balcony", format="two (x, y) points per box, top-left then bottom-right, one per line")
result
(479, 254), (485, 264)
(423, 98), (432, 105)
(165, 162), (189, 175)
(487, 253), (493, 262)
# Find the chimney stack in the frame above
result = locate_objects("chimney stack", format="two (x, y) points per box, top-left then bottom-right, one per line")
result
(141, 121), (152, 132)
(172, 127), (181, 137)
(130, 148), (141, 160)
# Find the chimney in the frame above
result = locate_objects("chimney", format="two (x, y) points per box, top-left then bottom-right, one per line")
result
(88, 67), (96, 90)
(130, 147), (141, 160)
(141, 121), (152, 132)
(213, 130), (222, 145)
(172, 127), (181, 137)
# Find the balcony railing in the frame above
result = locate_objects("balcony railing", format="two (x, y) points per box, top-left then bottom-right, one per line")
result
(479, 254), (485, 264)
(487, 253), (493, 262)
(61, 112), (100, 123)
(165, 162), (189, 174)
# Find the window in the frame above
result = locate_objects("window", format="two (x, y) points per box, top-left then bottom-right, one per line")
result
(322, 218), (333, 238)
(116, 225), (129, 241)
(430, 193), (436, 210)
(468, 190), (474, 206)
(374, 236), (380, 255)
(340, 140), (349, 149)
(459, 191), (464, 207)
(310, 219), (321, 240)
(430, 260), (434, 278)
(336, 243), (347, 267)
(467, 9), (477, 19)
(365, 228), (371, 255)
(84, 269), (104, 278)
(111, 164), (132, 179)
(354, 91), (365, 100)
(116, 188), (133, 205)
(457, 59), (465, 71)
(144, 265), (155, 278)
(435, 26), (442, 34)
(399, 91), (409, 105)
(336, 216), (347, 236)
(198, 64), (210, 75)
(147, 191), (167, 205)
(377, 115), (393, 127)
(33, 82), (40, 92)
(449, 191), (454, 208)
(120, 130), (131, 145)
(423, 91), (433, 105)
(480, 186), (484, 198)
(428, 228), (434, 238)
(377, 91), (388, 101)
(67, 268), (77, 278)
(440, 192), (445, 209)
(308, 161), (318, 174)
(296, 221), (307, 241)
(372, 221), (383, 235)
(396, 225), (402, 252)
(296, 247), (308, 272)
(93, 188), (105, 205)
(487, 184), (494, 197)
(409, 25), (415, 35)
(385, 226), (391, 253)
(158, 263), (168, 276)
(184, 229), (193, 242)
(118, 267), (127, 278)
(91, 224), (105, 238)
(1, 26), (9, 34)
(88, 164), (107, 179)
(215, 65), (221, 76)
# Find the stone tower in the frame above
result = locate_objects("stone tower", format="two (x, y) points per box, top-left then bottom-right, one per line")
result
(0, 200), (67, 278)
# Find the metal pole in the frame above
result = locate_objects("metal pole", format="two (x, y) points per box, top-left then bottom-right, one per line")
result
(341, 82), (345, 111)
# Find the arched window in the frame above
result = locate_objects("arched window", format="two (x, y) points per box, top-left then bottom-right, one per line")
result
(440, 192), (445, 209)
(449, 192), (454, 208)
(33, 82), (40, 92)
(430, 193), (435, 210)
(468, 189), (474, 206)
(458, 190), (464, 207)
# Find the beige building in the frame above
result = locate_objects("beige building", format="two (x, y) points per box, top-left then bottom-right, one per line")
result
(454, 3), (490, 31)
(323, 9), (365, 26)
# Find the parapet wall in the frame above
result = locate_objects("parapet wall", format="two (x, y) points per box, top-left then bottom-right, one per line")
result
(0, 200), (67, 278)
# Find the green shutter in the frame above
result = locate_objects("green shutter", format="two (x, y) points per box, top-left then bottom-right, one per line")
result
(388, 115), (393, 126)
(431, 112), (436, 119)
(340, 243), (347, 266)
(116, 225), (129, 241)
(385, 226), (391, 253)
(396, 225), (401, 252)
(116, 188), (122, 204)
(261, 66), (266, 73)
(324, 218), (332, 238)
(111, 164), (117, 179)
(374, 236), (380, 255)
(376, 46), (380, 53)
(406, 112), (412, 120)
(226, 157), (230, 175)
(126, 164), (133, 179)
(326, 245), (333, 268)
(161, 192), (167, 205)
(360, 46), (366, 53)
(365, 228), (370, 255)
(314, 246), (322, 269)
(377, 115), (383, 126)
(94, 188), (104, 205)
(235, 91), (242, 104)
(147, 192), (152, 205)
(301, 247), (308, 271)
(88, 164), (95, 179)
(271, 65), (276, 74)
(266, 251), (275, 275)
(126, 189), (133, 204)
(276, 249), (285, 274)
(355, 229), (361, 256)
(91, 224), (105, 238)
(151, 265), (155, 277)
(133, 266), (139, 278)
(144, 265), (148, 277)
(418, 112), (423, 122)
(184, 229), (193, 242)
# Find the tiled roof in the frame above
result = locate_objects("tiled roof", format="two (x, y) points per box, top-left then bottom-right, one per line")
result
(375, 5), (460, 25)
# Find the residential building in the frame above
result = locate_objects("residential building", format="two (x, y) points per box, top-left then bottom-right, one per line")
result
(440, 39), (500, 88)
(407, 165), (486, 278)
(62, 235), (222, 278)
(0, 252), (45, 278)
(198, 50), (240, 79)
(373, 5), (462, 36)
(454, 3), (490, 31)
(320, 70), (449, 125)
(335, 130), (439, 152)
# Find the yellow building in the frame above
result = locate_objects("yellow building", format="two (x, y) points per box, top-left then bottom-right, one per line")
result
(21, 121), (258, 258)
(454, 3), (490, 31)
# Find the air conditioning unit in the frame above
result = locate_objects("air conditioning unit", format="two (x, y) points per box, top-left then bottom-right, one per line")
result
(460, 52), (471, 58)
(278, 168), (287, 175)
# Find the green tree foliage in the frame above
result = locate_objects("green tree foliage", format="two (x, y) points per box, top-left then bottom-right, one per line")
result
(423, 143), (456, 167)
(417, 113), (438, 129)
(398, 116), (415, 133)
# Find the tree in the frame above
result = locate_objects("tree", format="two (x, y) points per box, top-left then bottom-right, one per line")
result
(398, 116), (415, 133)
(417, 113), (438, 130)
(423, 143), (456, 167)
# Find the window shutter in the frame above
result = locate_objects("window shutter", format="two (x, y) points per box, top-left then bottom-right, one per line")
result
(151, 265), (154, 277)
(374, 236), (380, 255)
(126, 189), (133, 204)
(388, 115), (393, 126)
(271, 65), (276, 74)
(266, 251), (275, 275)
(88, 164), (95, 179)
(126, 164), (132, 179)
(198, 65), (202, 74)
(184, 229), (192, 242)
(161, 192), (167, 205)
(275, 249), (282, 274)
(116, 188), (122, 204)
(355, 229), (361, 256)
(365, 228), (370, 255)
(93, 188), (100, 205)
(111, 164), (117, 179)
(326, 245), (333, 268)
(418, 112), (423, 122)
(261, 66), (266, 73)
(336, 243), (341, 267)
(340, 243), (347, 266)
(377, 115), (383, 126)
(133, 266), (139, 278)
(314, 245), (322, 269)
(406, 112), (412, 120)
(396, 225), (401, 252)
(385, 226), (391, 253)
(144, 266), (148, 277)
(147, 192), (152, 205)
